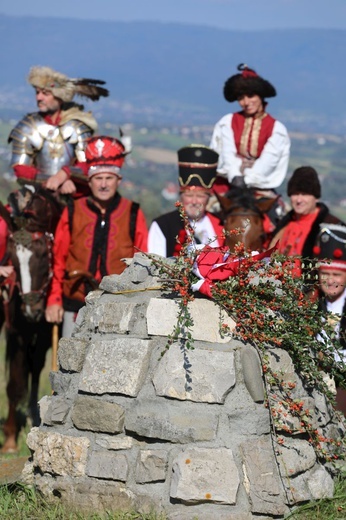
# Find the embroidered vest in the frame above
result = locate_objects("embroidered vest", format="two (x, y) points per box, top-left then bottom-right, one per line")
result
(232, 111), (276, 159)
(63, 195), (136, 308)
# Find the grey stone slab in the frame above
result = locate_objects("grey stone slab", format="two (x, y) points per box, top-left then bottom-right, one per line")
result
(147, 297), (236, 343)
(152, 343), (235, 403)
(58, 337), (89, 372)
(78, 338), (151, 396)
(136, 449), (168, 483)
(240, 437), (287, 516)
(99, 252), (163, 293)
(95, 434), (134, 450)
(86, 450), (129, 481)
(241, 345), (265, 403)
(91, 301), (140, 333)
(71, 395), (125, 433)
(275, 438), (316, 477)
(285, 464), (334, 504)
(227, 405), (271, 436)
(38, 395), (52, 424)
(50, 396), (71, 424)
(170, 447), (240, 504)
(125, 402), (218, 443)
(34, 473), (136, 513)
(49, 371), (72, 395)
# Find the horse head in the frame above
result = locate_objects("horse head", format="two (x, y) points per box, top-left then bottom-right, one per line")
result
(1, 186), (61, 322)
(216, 184), (277, 252)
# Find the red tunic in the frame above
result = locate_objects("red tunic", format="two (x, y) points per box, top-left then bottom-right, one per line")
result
(231, 111), (276, 159)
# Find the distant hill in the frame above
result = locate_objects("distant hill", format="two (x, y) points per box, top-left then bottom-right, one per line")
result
(0, 15), (346, 132)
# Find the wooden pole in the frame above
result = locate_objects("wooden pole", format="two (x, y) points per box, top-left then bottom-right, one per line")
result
(51, 323), (59, 372)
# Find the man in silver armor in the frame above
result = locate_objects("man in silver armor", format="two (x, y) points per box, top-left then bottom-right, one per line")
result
(8, 66), (109, 195)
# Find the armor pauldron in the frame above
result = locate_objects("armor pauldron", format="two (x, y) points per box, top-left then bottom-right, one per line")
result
(9, 113), (93, 176)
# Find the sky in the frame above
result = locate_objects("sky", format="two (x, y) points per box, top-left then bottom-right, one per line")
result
(1, 0), (346, 30)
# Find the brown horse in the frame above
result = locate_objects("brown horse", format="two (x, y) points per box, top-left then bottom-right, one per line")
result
(216, 184), (277, 252)
(0, 185), (61, 453)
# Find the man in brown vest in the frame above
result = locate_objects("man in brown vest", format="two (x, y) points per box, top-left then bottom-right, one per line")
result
(45, 135), (148, 337)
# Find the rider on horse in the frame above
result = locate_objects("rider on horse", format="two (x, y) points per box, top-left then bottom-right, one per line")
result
(210, 63), (291, 232)
(7, 65), (109, 197)
(1, 65), (110, 265)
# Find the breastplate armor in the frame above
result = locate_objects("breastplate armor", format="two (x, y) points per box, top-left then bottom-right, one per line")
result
(9, 113), (93, 177)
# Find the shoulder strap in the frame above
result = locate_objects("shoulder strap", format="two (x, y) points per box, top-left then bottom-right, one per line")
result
(67, 198), (75, 235)
(129, 202), (139, 242)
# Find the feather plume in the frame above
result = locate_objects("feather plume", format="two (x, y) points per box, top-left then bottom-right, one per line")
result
(72, 78), (109, 101)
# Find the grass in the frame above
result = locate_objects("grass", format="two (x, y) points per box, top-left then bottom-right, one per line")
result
(285, 477), (346, 519)
(0, 333), (52, 458)
(0, 334), (346, 519)
(0, 483), (166, 520)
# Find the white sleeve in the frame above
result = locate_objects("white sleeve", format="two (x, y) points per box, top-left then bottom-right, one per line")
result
(210, 114), (243, 181)
(148, 221), (168, 257)
(243, 121), (291, 189)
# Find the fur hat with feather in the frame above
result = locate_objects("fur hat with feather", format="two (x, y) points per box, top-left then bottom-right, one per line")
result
(27, 66), (109, 103)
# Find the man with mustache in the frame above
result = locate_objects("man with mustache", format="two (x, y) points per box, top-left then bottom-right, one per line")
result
(45, 136), (148, 337)
(148, 145), (224, 257)
(313, 224), (346, 414)
(8, 65), (109, 195)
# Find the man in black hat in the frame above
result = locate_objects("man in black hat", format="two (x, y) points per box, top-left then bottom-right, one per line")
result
(148, 145), (224, 257)
(210, 64), (290, 204)
(313, 224), (346, 414)
(270, 166), (343, 276)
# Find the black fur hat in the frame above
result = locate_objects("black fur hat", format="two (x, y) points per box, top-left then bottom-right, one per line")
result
(223, 64), (276, 103)
(287, 166), (321, 198)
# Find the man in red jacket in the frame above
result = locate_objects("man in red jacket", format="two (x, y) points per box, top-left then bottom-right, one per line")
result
(45, 135), (148, 337)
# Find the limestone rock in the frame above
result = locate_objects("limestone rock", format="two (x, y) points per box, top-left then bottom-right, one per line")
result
(170, 447), (240, 504)
(136, 449), (168, 483)
(240, 437), (287, 516)
(147, 297), (236, 343)
(86, 450), (129, 481)
(79, 338), (151, 396)
(125, 402), (217, 443)
(153, 342), (236, 403)
(275, 438), (316, 477)
(58, 338), (89, 372)
(71, 395), (125, 433)
(27, 428), (89, 477)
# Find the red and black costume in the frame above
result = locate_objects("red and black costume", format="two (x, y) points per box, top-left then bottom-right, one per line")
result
(47, 193), (148, 312)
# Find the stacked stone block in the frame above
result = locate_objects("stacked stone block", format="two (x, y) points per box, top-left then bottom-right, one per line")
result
(25, 253), (345, 519)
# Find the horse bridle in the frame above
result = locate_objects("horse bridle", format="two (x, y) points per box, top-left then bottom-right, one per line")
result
(9, 229), (54, 306)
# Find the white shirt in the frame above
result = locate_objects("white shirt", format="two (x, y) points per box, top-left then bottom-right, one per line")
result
(148, 215), (221, 257)
(318, 289), (346, 362)
(210, 113), (290, 189)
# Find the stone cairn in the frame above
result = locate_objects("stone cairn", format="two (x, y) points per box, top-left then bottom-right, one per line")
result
(24, 253), (346, 520)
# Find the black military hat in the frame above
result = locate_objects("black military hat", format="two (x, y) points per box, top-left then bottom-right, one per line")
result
(314, 224), (346, 271)
(223, 63), (276, 103)
(177, 145), (219, 190)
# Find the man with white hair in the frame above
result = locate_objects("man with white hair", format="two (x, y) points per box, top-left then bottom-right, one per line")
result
(45, 135), (148, 337)
(8, 65), (109, 195)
